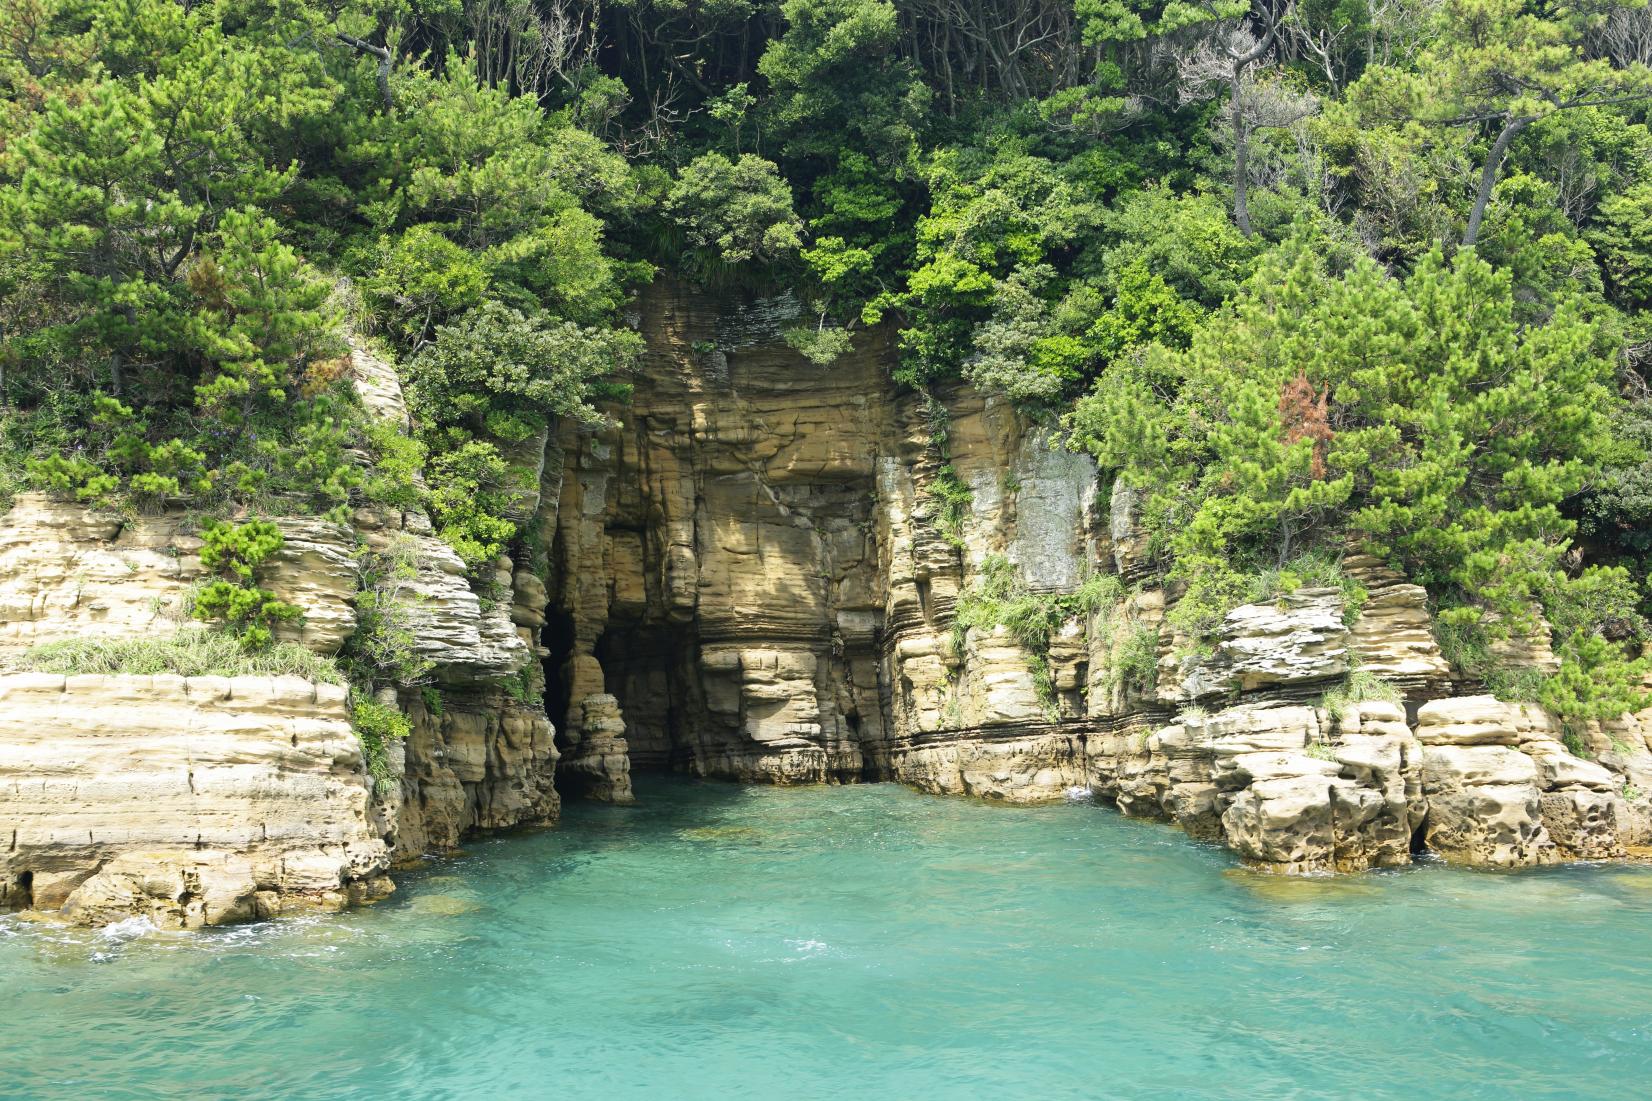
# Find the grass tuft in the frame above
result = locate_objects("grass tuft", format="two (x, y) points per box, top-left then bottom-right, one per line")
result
(12, 630), (344, 683)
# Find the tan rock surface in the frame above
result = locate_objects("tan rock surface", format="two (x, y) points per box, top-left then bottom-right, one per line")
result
(0, 494), (356, 655)
(0, 672), (390, 927)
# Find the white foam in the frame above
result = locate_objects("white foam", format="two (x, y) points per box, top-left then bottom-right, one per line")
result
(97, 915), (158, 942)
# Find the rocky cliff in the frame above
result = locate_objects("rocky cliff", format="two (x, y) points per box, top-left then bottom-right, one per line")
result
(5, 281), (1652, 929)
(539, 280), (1652, 873)
(0, 345), (561, 928)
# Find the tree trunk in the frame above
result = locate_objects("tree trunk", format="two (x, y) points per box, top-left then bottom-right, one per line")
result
(336, 33), (395, 111)
(1462, 114), (1532, 250)
(1232, 73), (1254, 237)
(1227, 19), (1281, 239)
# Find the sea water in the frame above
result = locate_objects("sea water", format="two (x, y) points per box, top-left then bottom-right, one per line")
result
(4, 778), (1652, 1100)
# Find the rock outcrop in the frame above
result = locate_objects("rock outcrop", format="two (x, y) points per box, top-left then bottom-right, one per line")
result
(0, 339), (563, 926)
(0, 671), (390, 927)
(0, 494), (357, 654)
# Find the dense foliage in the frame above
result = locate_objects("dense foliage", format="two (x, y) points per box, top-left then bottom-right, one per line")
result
(1, 0), (1649, 719)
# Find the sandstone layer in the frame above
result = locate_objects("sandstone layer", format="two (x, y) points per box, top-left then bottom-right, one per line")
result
(0, 672), (389, 927)
(0, 338), (562, 926)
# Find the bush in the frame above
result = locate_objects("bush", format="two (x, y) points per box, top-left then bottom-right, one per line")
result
(344, 534), (436, 688)
(191, 520), (303, 649)
(783, 324), (854, 365)
(1321, 669), (1402, 725)
(664, 153), (804, 269)
(1247, 551), (1369, 628)
(1074, 244), (1635, 707)
(1111, 623), (1160, 698)
(352, 693), (412, 794)
(423, 436), (522, 572)
(360, 421), (428, 512)
(361, 224), (491, 344)
(952, 556), (1117, 718)
(1542, 631), (1652, 723)
(405, 300), (638, 434)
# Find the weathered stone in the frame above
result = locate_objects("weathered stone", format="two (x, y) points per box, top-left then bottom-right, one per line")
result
(0, 672), (390, 927)
(0, 495), (355, 654)
(1164, 590), (1351, 702)
(1343, 555), (1452, 688)
(1420, 743), (1553, 866)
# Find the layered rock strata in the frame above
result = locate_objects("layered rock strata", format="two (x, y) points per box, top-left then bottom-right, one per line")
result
(538, 280), (1652, 874)
(0, 340), (562, 925)
(0, 672), (390, 927)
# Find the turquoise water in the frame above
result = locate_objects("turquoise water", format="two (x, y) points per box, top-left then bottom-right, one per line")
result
(5, 780), (1652, 1100)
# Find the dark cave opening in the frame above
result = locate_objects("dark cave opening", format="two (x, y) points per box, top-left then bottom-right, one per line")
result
(541, 606), (578, 752)
(1409, 813), (1430, 855)
(591, 622), (689, 773)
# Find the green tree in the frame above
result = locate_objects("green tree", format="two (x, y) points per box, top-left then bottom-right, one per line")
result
(664, 152), (804, 269)
(1352, 0), (1652, 248)
(192, 519), (304, 649)
(1073, 242), (1629, 655)
(406, 300), (639, 434)
(758, 0), (929, 167)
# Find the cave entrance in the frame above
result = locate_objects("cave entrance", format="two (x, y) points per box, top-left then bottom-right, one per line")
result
(540, 606), (578, 750)
(591, 621), (692, 774)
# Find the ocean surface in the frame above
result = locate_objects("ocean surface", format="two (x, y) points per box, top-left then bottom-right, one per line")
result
(5, 778), (1652, 1100)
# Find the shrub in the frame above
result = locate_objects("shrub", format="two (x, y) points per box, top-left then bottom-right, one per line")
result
(1110, 623), (1160, 698)
(405, 300), (637, 434)
(1542, 630), (1652, 723)
(664, 152), (804, 269)
(421, 686), (444, 717)
(952, 556), (1118, 718)
(344, 534), (435, 688)
(1247, 550), (1370, 628)
(352, 693), (412, 794)
(1073, 245), (1633, 704)
(923, 399), (973, 549)
(1321, 669), (1402, 725)
(423, 436), (522, 571)
(783, 324), (854, 366)
(361, 224), (490, 343)
(191, 520), (303, 649)
(928, 465), (973, 549)
(359, 421), (428, 512)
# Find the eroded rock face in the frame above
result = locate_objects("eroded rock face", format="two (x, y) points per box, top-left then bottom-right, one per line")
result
(6, 281), (1651, 929)
(379, 688), (559, 861)
(0, 672), (391, 928)
(1091, 702), (1418, 873)
(0, 344), (564, 926)
(1165, 590), (1352, 703)
(533, 280), (1652, 877)
(547, 282), (892, 790)
(0, 494), (357, 654)
(1414, 696), (1632, 865)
